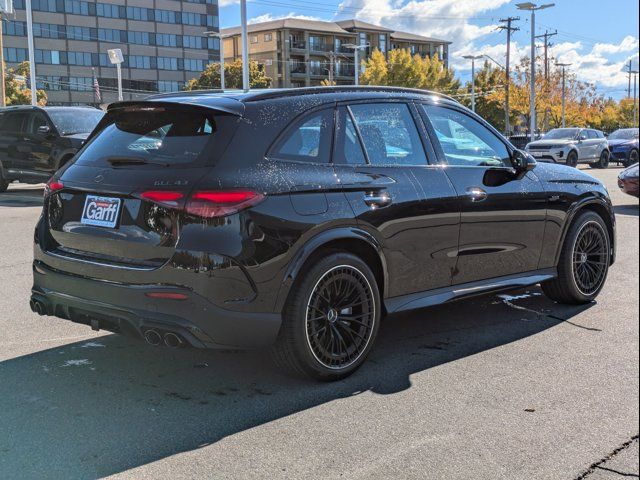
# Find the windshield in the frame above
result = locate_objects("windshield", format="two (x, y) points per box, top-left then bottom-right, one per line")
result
(544, 128), (579, 140)
(75, 107), (234, 167)
(609, 129), (639, 140)
(48, 109), (104, 135)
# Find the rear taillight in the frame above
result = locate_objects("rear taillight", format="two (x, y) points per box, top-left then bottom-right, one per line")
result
(44, 179), (64, 197)
(138, 189), (264, 218)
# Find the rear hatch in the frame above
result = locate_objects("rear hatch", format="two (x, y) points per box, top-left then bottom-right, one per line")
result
(45, 102), (240, 268)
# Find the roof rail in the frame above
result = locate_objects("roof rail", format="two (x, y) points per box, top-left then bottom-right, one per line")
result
(243, 86), (458, 103)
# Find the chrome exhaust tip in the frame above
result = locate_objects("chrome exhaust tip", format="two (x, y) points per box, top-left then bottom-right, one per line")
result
(143, 329), (162, 346)
(164, 332), (184, 348)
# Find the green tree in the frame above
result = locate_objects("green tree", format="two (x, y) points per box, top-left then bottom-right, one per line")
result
(460, 60), (507, 131)
(184, 59), (272, 91)
(4, 61), (47, 106)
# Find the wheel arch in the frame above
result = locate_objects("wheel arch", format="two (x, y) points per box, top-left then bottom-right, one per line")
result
(274, 227), (389, 313)
(555, 197), (616, 267)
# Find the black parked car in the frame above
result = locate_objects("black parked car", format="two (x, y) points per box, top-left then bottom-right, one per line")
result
(31, 87), (616, 380)
(0, 106), (104, 192)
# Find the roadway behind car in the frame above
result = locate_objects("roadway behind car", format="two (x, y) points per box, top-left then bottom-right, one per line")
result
(0, 167), (637, 479)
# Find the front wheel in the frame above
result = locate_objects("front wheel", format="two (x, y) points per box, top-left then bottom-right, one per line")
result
(566, 151), (579, 168)
(272, 252), (381, 381)
(625, 149), (639, 168)
(542, 211), (610, 305)
(591, 150), (610, 169)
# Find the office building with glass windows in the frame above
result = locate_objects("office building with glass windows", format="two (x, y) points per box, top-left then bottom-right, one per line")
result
(221, 18), (451, 88)
(3, 0), (219, 104)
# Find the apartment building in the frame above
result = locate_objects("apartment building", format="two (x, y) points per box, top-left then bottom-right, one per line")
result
(3, 0), (220, 104)
(221, 18), (451, 88)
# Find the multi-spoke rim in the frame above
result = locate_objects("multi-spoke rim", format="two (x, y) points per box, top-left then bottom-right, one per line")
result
(571, 221), (609, 296)
(305, 265), (375, 370)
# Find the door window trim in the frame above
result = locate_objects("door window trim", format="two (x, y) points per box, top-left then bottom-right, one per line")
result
(417, 101), (516, 170)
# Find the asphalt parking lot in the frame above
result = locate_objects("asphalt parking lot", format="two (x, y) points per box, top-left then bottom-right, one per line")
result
(0, 167), (637, 480)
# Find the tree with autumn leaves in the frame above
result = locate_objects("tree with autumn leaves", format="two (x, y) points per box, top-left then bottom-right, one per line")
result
(360, 49), (460, 93)
(3, 61), (47, 106)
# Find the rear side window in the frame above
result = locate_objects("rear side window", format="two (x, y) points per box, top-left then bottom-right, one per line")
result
(0, 112), (28, 132)
(348, 103), (427, 166)
(75, 107), (235, 167)
(271, 108), (333, 164)
(25, 112), (50, 135)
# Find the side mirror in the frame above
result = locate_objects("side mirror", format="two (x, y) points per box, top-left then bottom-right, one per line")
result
(37, 125), (52, 136)
(512, 149), (536, 178)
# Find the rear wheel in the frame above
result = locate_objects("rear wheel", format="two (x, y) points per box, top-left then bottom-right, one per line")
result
(590, 150), (610, 169)
(625, 149), (639, 168)
(0, 170), (8, 193)
(542, 211), (610, 304)
(566, 150), (579, 168)
(272, 252), (381, 381)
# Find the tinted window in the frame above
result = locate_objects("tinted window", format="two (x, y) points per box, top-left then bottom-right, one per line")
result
(422, 105), (510, 167)
(587, 130), (599, 139)
(334, 107), (366, 165)
(544, 128), (579, 140)
(75, 107), (234, 167)
(0, 112), (28, 132)
(349, 103), (427, 166)
(272, 109), (333, 163)
(47, 109), (104, 135)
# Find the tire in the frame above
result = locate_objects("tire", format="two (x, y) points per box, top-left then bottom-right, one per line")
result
(566, 150), (579, 168)
(271, 252), (381, 381)
(591, 150), (610, 169)
(542, 211), (610, 305)
(625, 149), (639, 168)
(0, 170), (8, 193)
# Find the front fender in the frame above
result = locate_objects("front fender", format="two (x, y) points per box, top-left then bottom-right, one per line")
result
(554, 194), (616, 266)
(273, 227), (389, 313)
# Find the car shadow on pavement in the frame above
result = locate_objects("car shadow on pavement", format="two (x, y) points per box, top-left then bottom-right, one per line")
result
(0, 188), (44, 208)
(0, 287), (594, 478)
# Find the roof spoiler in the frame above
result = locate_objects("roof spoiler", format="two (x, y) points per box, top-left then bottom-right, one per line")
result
(106, 96), (245, 117)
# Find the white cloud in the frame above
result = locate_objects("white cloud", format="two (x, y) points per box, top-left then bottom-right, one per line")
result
(592, 35), (639, 56)
(249, 13), (322, 24)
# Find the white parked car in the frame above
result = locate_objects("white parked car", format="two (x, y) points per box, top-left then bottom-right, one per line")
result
(525, 128), (610, 168)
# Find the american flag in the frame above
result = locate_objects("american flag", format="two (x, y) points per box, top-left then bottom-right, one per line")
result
(92, 69), (102, 104)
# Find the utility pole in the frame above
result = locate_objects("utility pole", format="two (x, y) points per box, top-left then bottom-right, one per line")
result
(240, 0), (249, 91)
(0, 12), (6, 107)
(628, 60), (633, 98)
(555, 62), (572, 128)
(535, 30), (557, 80)
(633, 70), (639, 126)
(25, 0), (38, 105)
(517, 2), (555, 143)
(327, 51), (335, 85)
(498, 16), (519, 135)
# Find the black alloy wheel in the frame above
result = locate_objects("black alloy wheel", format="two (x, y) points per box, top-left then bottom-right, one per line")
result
(626, 149), (639, 168)
(571, 221), (609, 296)
(566, 151), (579, 168)
(305, 265), (376, 370)
(272, 252), (381, 381)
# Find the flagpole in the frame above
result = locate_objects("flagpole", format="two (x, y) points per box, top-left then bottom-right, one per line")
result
(92, 68), (97, 105)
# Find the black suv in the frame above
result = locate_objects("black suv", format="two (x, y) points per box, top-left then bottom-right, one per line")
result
(31, 87), (616, 380)
(0, 106), (104, 192)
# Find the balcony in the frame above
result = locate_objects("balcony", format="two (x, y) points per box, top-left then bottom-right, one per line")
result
(290, 40), (306, 50)
(290, 64), (307, 75)
(309, 65), (327, 76)
(309, 42), (332, 53)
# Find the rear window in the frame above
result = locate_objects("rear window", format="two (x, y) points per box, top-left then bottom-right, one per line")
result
(75, 107), (235, 167)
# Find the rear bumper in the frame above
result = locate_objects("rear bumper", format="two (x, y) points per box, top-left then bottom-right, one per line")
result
(31, 260), (282, 349)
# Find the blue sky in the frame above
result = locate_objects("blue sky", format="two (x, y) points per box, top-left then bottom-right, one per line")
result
(219, 0), (640, 99)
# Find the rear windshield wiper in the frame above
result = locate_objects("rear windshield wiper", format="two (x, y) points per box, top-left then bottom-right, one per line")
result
(107, 157), (171, 167)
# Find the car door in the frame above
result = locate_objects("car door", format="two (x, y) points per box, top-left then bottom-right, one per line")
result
(0, 111), (29, 174)
(332, 101), (460, 298)
(419, 103), (548, 285)
(22, 111), (59, 174)
(576, 129), (592, 160)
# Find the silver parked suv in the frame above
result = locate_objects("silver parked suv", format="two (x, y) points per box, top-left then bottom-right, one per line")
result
(525, 128), (610, 168)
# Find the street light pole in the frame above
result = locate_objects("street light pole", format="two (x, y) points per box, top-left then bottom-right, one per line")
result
(555, 62), (572, 128)
(25, 0), (38, 105)
(517, 3), (555, 142)
(633, 70), (639, 127)
(204, 31), (225, 90)
(343, 44), (369, 86)
(240, 0), (249, 91)
(463, 54), (483, 112)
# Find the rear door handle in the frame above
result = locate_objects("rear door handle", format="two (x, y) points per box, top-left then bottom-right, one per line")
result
(364, 191), (392, 208)
(466, 187), (488, 202)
